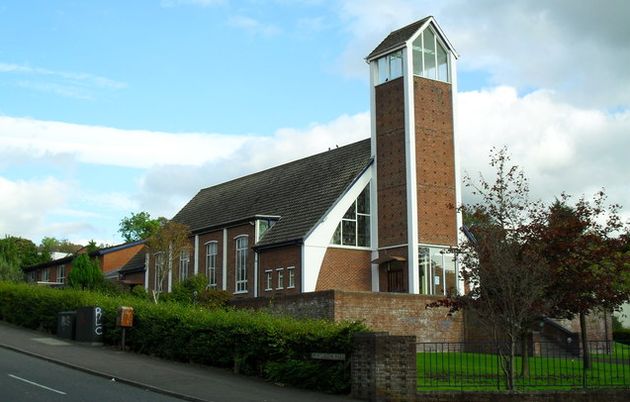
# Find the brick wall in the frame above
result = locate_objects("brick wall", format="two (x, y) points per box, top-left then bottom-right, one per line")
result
(334, 291), (463, 343)
(352, 332), (417, 402)
(375, 77), (408, 248)
(231, 289), (464, 343)
(414, 76), (457, 246)
(316, 247), (371, 291)
(258, 245), (301, 296)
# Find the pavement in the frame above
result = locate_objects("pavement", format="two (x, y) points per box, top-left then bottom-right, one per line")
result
(0, 321), (356, 402)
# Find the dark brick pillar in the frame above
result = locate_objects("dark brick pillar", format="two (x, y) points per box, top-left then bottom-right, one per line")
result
(352, 332), (417, 402)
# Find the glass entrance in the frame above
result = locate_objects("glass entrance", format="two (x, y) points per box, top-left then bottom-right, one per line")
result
(418, 246), (457, 296)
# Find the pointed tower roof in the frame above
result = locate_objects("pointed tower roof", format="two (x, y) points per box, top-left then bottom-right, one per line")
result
(366, 16), (458, 61)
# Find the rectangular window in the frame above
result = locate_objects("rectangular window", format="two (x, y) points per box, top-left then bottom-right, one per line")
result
(376, 50), (403, 84)
(179, 250), (189, 281)
(419, 246), (457, 296)
(42, 268), (50, 282)
(422, 29), (437, 79)
(57, 265), (65, 284)
(205, 242), (217, 288)
(287, 267), (295, 289)
(276, 268), (284, 289)
(235, 236), (248, 292)
(154, 253), (164, 292)
(265, 270), (273, 291)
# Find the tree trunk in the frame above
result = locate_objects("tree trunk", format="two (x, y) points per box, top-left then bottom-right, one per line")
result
(580, 312), (591, 369)
(508, 338), (515, 391)
(521, 334), (529, 378)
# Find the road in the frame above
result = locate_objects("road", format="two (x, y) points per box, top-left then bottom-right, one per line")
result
(0, 348), (185, 402)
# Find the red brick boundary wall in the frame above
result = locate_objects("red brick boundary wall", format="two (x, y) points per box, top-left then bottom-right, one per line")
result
(230, 290), (464, 343)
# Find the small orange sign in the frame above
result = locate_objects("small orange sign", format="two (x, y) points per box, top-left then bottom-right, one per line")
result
(116, 306), (134, 327)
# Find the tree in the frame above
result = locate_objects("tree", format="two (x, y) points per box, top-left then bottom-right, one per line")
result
(534, 192), (630, 369)
(0, 236), (50, 281)
(67, 253), (103, 290)
(39, 237), (82, 256)
(145, 220), (191, 303)
(445, 147), (551, 389)
(118, 212), (167, 242)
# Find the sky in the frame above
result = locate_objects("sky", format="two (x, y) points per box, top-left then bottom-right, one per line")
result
(1, 0), (629, 246)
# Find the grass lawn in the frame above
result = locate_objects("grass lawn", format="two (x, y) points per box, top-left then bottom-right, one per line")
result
(417, 342), (630, 391)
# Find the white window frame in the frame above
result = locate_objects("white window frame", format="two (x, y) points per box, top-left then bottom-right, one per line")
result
(57, 265), (65, 284)
(412, 26), (450, 83)
(331, 184), (371, 248)
(418, 244), (458, 296)
(287, 266), (295, 289)
(179, 250), (190, 281)
(264, 269), (273, 291)
(235, 235), (248, 293)
(276, 268), (284, 290)
(205, 241), (218, 289)
(42, 268), (50, 282)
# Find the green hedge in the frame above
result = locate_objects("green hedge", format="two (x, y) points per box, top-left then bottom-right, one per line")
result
(0, 282), (366, 393)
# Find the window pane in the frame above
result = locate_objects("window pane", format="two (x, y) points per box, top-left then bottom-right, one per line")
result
(377, 56), (388, 84)
(343, 203), (355, 219)
(356, 185), (370, 214)
(423, 29), (436, 79)
(357, 215), (370, 247)
(389, 50), (402, 79)
(437, 41), (449, 82)
(342, 220), (356, 246)
(444, 253), (456, 295)
(412, 36), (423, 76)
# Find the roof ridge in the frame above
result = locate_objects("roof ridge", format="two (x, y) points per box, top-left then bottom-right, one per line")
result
(196, 138), (370, 193)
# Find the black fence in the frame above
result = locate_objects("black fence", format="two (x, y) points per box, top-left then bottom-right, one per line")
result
(417, 340), (630, 391)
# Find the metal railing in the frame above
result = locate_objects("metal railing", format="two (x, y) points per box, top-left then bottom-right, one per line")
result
(417, 340), (630, 391)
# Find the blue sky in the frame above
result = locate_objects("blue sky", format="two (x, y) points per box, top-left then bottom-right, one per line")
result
(1, 0), (629, 246)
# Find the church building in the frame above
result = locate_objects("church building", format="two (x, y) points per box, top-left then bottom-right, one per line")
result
(146, 16), (463, 300)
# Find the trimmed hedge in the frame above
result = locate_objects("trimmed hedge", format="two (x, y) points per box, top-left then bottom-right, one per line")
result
(0, 282), (366, 393)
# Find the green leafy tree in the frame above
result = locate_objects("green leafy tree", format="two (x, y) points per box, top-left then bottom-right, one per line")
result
(39, 237), (82, 256)
(0, 236), (50, 281)
(67, 253), (103, 290)
(145, 220), (191, 303)
(118, 212), (167, 242)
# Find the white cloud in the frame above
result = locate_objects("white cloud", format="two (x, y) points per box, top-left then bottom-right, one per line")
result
(0, 115), (250, 169)
(137, 112), (370, 217)
(0, 176), (68, 240)
(0, 62), (126, 91)
(334, 0), (630, 109)
(227, 15), (281, 37)
(457, 86), (630, 223)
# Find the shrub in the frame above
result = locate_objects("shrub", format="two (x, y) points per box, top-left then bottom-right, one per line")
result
(0, 281), (366, 393)
(170, 274), (208, 304)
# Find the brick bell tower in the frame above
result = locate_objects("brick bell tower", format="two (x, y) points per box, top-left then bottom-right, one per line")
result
(367, 17), (463, 295)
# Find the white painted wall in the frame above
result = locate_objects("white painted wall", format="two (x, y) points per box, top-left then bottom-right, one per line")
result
(302, 166), (373, 292)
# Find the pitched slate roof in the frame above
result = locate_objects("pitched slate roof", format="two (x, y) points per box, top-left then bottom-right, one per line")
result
(366, 16), (431, 61)
(172, 139), (372, 248)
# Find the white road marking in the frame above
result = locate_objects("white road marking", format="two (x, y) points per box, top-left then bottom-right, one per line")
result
(8, 374), (67, 395)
